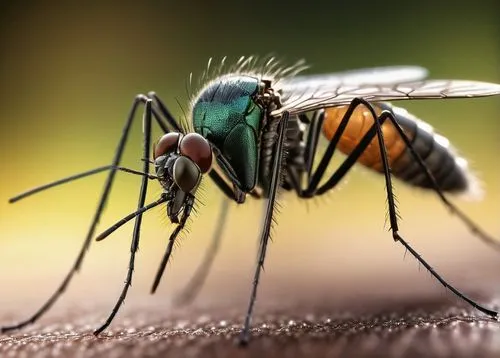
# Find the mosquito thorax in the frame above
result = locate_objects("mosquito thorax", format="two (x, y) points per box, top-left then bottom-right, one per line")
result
(192, 74), (265, 192)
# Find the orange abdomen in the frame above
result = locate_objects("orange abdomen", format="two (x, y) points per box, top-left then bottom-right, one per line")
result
(320, 103), (475, 196)
(322, 104), (410, 172)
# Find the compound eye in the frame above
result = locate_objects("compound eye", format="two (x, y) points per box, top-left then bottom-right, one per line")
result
(173, 156), (201, 193)
(179, 133), (212, 173)
(154, 133), (182, 159)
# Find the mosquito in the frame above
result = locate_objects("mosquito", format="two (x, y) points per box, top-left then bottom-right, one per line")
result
(2, 56), (500, 345)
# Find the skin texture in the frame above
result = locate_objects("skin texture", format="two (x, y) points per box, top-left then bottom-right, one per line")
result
(1, 280), (499, 358)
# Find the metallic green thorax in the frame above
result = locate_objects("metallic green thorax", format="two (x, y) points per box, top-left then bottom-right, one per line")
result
(192, 75), (263, 191)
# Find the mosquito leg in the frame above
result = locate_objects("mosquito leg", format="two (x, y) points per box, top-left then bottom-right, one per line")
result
(9, 165), (157, 203)
(315, 121), (383, 195)
(239, 111), (290, 346)
(285, 103), (368, 197)
(94, 99), (153, 335)
(95, 196), (168, 242)
(301, 98), (498, 319)
(286, 109), (328, 196)
(148, 91), (183, 132)
(292, 98), (499, 318)
(305, 98), (377, 195)
(0, 94), (152, 333)
(212, 150), (246, 203)
(150, 196), (194, 294)
(299, 99), (389, 197)
(382, 115), (500, 250)
(304, 110), (325, 183)
(297, 99), (500, 250)
(365, 105), (498, 319)
(172, 198), (230, 307)
(208, 169), (238, 200)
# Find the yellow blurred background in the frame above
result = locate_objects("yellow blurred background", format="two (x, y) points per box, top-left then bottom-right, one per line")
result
(0, 1), (498, 318)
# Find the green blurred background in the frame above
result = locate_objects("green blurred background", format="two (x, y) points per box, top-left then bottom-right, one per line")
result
(0, 1), (498, 316)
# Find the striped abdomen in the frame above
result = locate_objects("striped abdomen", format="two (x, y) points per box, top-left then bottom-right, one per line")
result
(322, 103), (479, 197)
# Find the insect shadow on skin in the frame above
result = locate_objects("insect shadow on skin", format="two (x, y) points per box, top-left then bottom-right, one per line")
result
(1, 56), (500, 346)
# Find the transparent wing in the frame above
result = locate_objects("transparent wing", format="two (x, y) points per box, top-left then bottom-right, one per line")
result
(274, 67), (500, 116)
(280, 65), (429, 89)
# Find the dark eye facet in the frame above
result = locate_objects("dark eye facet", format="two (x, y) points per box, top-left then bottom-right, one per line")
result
(173, 156), (201, 193)
(154, 133), (182, 159)
(179, 133), (212, 173)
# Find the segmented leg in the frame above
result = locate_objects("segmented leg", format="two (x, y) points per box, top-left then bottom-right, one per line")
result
(288, 98), (498, 319)
(150, 196), (194, 295)
(94, 99), (153, 334)
(239, 111), (290, 345)
(303, 110), (325, 183)
(297, 100), (500, 248)
(1, 91), (262, 334)
(0, 94), (156, 333)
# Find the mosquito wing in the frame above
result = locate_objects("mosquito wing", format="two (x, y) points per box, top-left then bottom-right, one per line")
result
(274, 66), (500, 116)
(279, 65), (429, 89)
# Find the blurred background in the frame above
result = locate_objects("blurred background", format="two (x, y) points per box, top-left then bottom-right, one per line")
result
(0, 0), (498, 321)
